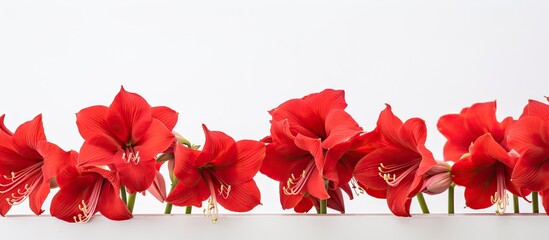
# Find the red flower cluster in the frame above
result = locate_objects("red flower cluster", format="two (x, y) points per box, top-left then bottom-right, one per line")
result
(1, 87), (548, 222)
(261, 90), (439, 216)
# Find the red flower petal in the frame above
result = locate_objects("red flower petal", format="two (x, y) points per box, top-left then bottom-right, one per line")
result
(399, 118), (427, 150)
(216, 180), (261, 212)
(385, 176), (414, 217)
(294, 134), (324, 174)
(260, 144), (311, 181)
(152, 106), (178, 131)
(12, 114), (46, 160)
(415, 144), (437, 176)
(268, 119), (308, 158)
(326, 187), (346, 213)
(306, 167), (329, 200)
(302, 89), (347, 122)
(452, 156), (494, 188)
(437, 114), (469, 155)
(279, 183), (304, 210)
(214, 140), (265, 185)
(166, 179), (210, 208)
(173, 143), (202, 186)
(376, 104), (404, 146)
(270, 99), (325, 138)
(322, 109), (362, 149)
(0, 114), (13, 136)
(524, 99), (549, 121)
(511, 149), (549, 191)
(365, 188), (387, 199)
(354, 146), (419, 191)
(113, 150), (157, 192)
(50, 171), (102, 222)
(76, 105), (112, 140)
(97, 181), (132, 221)
(134, 119), (174, 163)
(470, 134), (513, 167)
(197, 124), (237, 167)
(293, 197), (313, 213)
(108, 87), (152, 143)
(0, 145), (38, 175)
(508, 117), (549, 155)
(78, 134), (120, 167)
(324, 140), (354, 185)
(36, 141), (69, 180)
(28, 178), (48, 215)
(463, 179), (497, 209)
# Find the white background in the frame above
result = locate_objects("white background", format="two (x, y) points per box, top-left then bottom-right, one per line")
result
(0, 0), (548, 216)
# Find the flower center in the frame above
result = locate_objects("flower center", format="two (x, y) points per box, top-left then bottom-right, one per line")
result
(122, 147), (140, 165)
(73, 179), (103, 223)
(0, 162), (43, 205)
(378, 160), (419, 187)
(282, 160), (316, 195)
(491, 164), (509, 215)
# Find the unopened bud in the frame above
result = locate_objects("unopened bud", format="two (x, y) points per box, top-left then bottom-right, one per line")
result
(422, 161), (452, 195)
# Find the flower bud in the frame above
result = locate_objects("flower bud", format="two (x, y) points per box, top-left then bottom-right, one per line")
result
(422, 161), (452, 195)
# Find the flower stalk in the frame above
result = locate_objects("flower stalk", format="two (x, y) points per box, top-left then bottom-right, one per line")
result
(416, 192), (430, 214)
(120, 186), (127, 205)
(532, 192), (539, 213)
(448, 184), (454, 214)
(127, 193), (137, 214)
(513, 195), (519, 213)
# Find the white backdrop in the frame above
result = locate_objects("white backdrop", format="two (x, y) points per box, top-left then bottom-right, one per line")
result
(1, 0), (547, 216)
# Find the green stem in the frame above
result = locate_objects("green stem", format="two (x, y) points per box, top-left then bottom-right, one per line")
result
(164, 178), (179, 214)
(532, 192), (539, 214)
(318, 180), (329, 214)
(319, 199), (327, 214)
(416, 192), (430, 214)
(120, 186), (127, 205)
(185, 206), (192, 214)
(513, 195), (520, 213)
(448, 185), (454, 214)
(127, 193), (137, 214)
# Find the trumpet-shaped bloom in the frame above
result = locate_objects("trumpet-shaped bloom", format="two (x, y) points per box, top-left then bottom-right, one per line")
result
(452, 134), (529, 214)
(354, 105), (436, 217)
(260, 89), (366, 211)
(0, 115), (67, 216)
(166, 125), (265, 223)
(437, 101), (514, 161)
(76, 87), (176, 192)
(50, 151), (132, 223)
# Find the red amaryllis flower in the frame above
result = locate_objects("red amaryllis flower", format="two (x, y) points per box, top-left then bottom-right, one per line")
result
(452, 133), (530, 214)
(166, 125), (265, 223)
(76, 87), (177, 192)
(438, 101), (515, 161)
(0, 114), (67, 216)
(51, 151), (132, 223)
(508, 99), (549, 204)
(260, 89), (365, 211)
(353, 104), (436, 217)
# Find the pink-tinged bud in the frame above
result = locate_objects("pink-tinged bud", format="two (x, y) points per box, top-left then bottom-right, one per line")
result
(422, 161), (453, 195)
